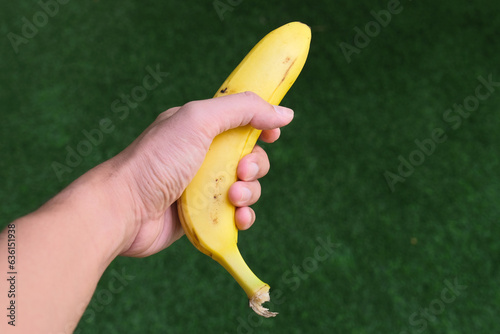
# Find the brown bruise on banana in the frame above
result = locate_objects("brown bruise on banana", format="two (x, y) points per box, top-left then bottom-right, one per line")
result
(210, 176), (225, 224)
(210, 213), (219, 224)
(218, 87), (236, 96)
(279, 58), (296, 85)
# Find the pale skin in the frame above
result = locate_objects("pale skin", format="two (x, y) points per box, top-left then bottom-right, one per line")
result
(0, 92), (294, 333)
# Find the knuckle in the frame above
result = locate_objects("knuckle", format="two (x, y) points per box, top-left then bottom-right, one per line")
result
(181, 100), (202, 115)
(156, 107), (178, 121)
(241, 91), (267, 108)
(241, 91), (260, 100)
(180, 101), (210, 129)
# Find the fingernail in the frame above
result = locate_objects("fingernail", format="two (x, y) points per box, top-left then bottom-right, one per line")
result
(241, 187), (252, 202)
(248, 162), (259, 179)
(273, 105), (294, 117)
(249, 208), (256, 224)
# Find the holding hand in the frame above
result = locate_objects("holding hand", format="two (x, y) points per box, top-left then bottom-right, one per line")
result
(0, 91), (294, 333)
(113, 91), (294, 256)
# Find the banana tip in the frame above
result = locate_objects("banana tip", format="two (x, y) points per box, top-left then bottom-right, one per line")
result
(249, 286), (278, 318)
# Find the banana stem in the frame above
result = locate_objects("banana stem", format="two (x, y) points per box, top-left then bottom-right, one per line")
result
(213, 247), (278, 317)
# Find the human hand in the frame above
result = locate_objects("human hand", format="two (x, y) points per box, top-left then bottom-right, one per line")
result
(106, 92), (294, 257)
(0, 92), (293, 333)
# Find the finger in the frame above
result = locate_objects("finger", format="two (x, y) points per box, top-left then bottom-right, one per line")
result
(235, 207), (256, 230)
(228, 180), (261, 207)
(178, 92), (294, 139)
(237, 145), (270, 181)
(259, 128), (281, 143)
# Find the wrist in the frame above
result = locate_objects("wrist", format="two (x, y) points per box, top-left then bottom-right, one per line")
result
(42, 158), (139, 264)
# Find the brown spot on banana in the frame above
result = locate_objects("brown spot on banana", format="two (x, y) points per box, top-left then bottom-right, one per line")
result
(280, 58), (297, 85)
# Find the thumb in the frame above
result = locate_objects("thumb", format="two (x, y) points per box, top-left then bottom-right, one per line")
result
(178, 91), (294, 139)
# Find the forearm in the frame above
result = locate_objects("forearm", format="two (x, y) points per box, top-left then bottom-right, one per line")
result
(0, 161), (134, 333)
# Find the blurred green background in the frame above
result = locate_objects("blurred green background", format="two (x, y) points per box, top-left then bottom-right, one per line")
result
(1, 0), (499, 333)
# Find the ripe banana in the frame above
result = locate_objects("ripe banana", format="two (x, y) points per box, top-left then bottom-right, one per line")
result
(177, 22), (311, 317)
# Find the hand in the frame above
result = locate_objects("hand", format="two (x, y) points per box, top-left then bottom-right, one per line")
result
(0, 92), (294, 333)
(108, 92), (294, 257)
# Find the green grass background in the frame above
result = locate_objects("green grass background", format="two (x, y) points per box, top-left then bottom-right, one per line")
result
(1, 0), (500, 333)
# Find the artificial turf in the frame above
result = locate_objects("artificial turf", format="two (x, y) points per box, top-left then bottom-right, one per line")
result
(1, 0), (499, 333)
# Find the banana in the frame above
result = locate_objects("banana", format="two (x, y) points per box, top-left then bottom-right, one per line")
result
(177, 22), (311, 317)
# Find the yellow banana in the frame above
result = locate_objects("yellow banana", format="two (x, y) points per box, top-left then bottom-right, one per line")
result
(177, 21), (311, 317)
